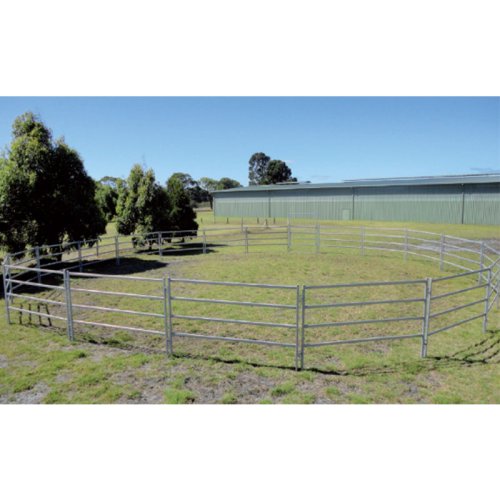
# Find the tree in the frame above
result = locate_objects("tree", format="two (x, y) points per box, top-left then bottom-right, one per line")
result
(166, 175), (199, 232)
(248, 152), (296, 185)
(169, 172), (197, 191)
(217, 177), (242, 190)
(248, 152), (270, 185)
(263, 160), (297, 184)
(169, 172), (210, 206)
(199, 177), (219, 192)
(116, 164), (171, 236)
(0, 112), (106, 256)
(95, 180), (119, 222)
(98, 175), (121, 189)
(197, 176), (241, 208)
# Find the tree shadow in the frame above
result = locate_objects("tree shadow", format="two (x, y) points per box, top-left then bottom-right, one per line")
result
(133, 242), (223, 257)
(3, 257), (169, 297)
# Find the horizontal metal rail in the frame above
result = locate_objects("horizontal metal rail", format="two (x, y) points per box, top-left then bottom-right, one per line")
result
(7, 279), (64, 290)
(362, 239), (405, 248)
(431, 282), (487, 300)
(9, 306), (67, 322)
(305, 297), (424, 309)
(442, 234), (482, 246)
(442, 242), (482, 255)
(306, 279), (426, 289)
(69, 271), (162, 282)
(7, 264), (65, 275)
(305, 332), (422, 347)
(402, 250), (473, 272)
(71, 302), (164, 318)
(429, 298), (487, 319)
(364, 232), (405, 240)
(172, 314), (296, 328)
(69, 287), (163, 300)
(9, 293), (65, 307)
(248, 242), (288, 247)
(173, 331), (295, 347)
(319, 238), (361, 245)
(170, 295), (296, 309)
(428, 313), (485, 336)
(170, 278), (296, 289)
(305, 315), (423, 329)
(73, 319), (164, 336)
(432, 267), (488, 282)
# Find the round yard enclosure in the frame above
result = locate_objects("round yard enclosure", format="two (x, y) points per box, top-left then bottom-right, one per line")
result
(3, 225), (499, 371)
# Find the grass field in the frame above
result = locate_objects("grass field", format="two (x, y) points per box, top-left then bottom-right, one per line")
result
(1, 215), (499, 404)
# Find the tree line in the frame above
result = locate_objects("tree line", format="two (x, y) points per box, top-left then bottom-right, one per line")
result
(0, 112), (297, 257)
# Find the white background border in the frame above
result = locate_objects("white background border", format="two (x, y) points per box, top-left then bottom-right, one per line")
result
(1, 1), (499, 498)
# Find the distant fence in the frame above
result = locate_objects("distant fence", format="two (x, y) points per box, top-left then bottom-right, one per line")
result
(2, 225), (499, 369)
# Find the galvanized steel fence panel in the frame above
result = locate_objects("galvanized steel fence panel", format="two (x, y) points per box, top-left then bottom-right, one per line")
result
(2, 225), (499, 370)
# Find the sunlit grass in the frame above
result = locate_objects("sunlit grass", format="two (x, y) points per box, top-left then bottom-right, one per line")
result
(1, 218), (499, 404)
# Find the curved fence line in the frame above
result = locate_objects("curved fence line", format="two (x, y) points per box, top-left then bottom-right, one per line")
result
(2, 225), (499, 370)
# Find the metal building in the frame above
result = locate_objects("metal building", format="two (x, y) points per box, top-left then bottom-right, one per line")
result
(212, 174), (500, 225)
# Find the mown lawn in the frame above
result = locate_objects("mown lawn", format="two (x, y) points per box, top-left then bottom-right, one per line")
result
(198, 211), (500, 240)
(1, 218), (499, 404)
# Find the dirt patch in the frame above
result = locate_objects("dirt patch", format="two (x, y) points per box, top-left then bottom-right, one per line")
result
(0, 382), (50, 404)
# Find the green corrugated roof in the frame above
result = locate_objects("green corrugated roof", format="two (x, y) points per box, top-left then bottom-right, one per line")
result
(212, 173), (500, 195)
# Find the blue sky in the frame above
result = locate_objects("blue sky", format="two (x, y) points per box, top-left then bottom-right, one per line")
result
(0, 97), (498, 186)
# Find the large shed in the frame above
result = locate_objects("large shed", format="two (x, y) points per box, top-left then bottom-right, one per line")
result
(212, 174), (500, 225)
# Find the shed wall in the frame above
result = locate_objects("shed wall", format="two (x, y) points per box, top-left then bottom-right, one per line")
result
(353, 185), (463, 224)
(463, 183), (500, 225)
(213, 183), (500, 225)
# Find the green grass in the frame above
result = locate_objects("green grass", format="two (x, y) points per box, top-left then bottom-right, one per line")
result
(1, 218), (499, 404)
(197, 210), (500, 240)
(164, 388), (196, 404)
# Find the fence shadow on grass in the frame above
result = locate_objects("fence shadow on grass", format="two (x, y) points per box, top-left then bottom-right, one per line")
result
(159, 334), (500, 376)
(7, 318), (500, 377)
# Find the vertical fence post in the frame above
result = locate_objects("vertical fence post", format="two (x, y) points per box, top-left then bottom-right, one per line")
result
(158, 232), (163, 256)
(287, 222), (291, 252)
(404, 229), (409, 262)
(315, 224), (320, 254)
(35, 246), (41, 283)
(63, 269), (74, 341)
(3, 256), (11, 324)
(497, 269), (500, 310)
(244, 227), (249, 254)
(166, 276), (173, 355)
(421, 278), (432, 358)
(439, 234), (445, 271)
(300, 286), (306, 370)
(75, 242), (82, 272)
(478, 242), (485, 284)
(295, 285), (300, 371)
(96, 240), (99, 257)
(5, 254), (13, 306)
(482, 268), (492, 333)
(162, 276), (170, 356)
(115, 236), (120, 265)
(202, 230), (207, 254)
(360, 226), (365, 256)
